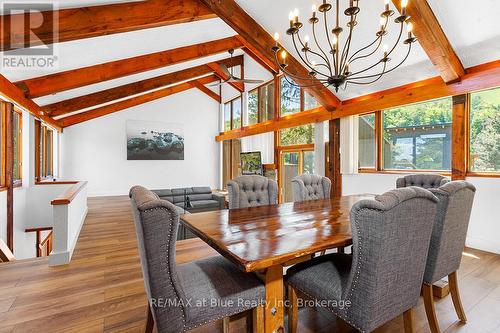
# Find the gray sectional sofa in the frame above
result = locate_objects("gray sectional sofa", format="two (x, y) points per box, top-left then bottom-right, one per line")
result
(152, 186), (225, 240)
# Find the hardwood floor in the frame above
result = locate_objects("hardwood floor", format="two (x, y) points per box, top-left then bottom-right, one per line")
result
(0, 196), (499, 333)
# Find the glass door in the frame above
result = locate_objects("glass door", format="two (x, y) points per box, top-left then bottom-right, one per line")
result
(280, 149), (315, 202)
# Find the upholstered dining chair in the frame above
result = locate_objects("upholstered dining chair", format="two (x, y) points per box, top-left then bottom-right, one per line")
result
(129, 186), (265, 333)
(291, 174), (331, 202)
(422, 181), (476, 333)
(227, 175), (278, 209)
(286, 187), (439, 333)
(396, 174), (450, 189)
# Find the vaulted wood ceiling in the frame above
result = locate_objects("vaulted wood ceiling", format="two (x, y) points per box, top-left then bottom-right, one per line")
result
(0, 0), (499, 131)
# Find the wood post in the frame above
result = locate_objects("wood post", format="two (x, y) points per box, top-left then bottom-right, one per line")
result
(452, 94), (468, 180)
(2, 102), (14, 251)
(328, 118), (342, 197)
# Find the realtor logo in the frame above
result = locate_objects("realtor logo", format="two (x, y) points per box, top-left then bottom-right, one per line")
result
(1, 2), (59, 70)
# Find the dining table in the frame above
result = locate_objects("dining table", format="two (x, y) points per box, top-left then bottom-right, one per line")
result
(181, 194), (375, 333)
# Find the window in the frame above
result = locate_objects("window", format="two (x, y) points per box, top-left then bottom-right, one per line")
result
(303, 91), (319, 110)
(35, 120), (55, 181)
(280, 77), (300, 116)
(280, 124), (315, 146)
(232, 97), (242, 128)
(280, 76), (320, 117)
(13, 110), (22, 182)
(248, 81), (276, 126)
(358, 113), (376, 169)
(224, 102), (231, 131)
(223, 96), (243, 130)
(258, 82), (275, 122)
(222, 139), (241, 189)
(248, 89), (258, 126)
(382, 98), (452, 171)
(469, 87), (500, 172)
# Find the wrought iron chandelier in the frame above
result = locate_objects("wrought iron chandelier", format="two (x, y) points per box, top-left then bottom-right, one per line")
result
(272, 0), (417, 92)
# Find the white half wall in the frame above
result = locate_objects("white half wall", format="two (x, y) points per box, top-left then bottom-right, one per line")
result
(61, 89), (220, 197)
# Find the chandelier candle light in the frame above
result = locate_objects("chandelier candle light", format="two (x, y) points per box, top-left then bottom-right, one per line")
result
(272, 0), (417, 92)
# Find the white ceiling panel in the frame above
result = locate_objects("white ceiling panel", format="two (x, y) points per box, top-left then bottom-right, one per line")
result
(427, 0), (500, 68)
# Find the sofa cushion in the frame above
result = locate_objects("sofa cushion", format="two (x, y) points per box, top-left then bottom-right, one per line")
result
(190, 200), (219, 209)
(172, 188), (193, 196)
(192, 186), (212, 194)
(188, 193), (213, 201)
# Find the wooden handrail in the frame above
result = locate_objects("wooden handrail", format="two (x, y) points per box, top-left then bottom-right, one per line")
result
(25, 226), (53, 233)
(25, 227), (53, 257)
(0, 239), (15, 262)
(35, 180), (79, 185)
(51, 181), (88, 205)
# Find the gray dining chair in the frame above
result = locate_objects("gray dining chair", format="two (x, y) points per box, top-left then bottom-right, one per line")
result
(227, 175), (278, 209)
(396, 174), (449, 189)
(286, 187), (439, 333)
(422, 181), (476, 333)
(291, 174), (331, 202)
(129, 186), (265, 333)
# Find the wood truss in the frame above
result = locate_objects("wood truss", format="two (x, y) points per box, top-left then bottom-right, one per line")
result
(0, 0), (215, 51)
(0, 0), (498, 132)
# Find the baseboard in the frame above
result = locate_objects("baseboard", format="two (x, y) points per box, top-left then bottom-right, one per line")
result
(466, 236), (500, 255)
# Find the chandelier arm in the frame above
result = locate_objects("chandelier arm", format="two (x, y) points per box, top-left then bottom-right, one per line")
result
(283, 75), (329, 89)
(347, 21), (404, 78)
(312, 21), (334, 75)
(347, 14), (388, 64)
(347, 58), (384, 77)
(275, 53), (321, 83)
(347, 62), (388, 85)
(340, 14), (357, 73)
(348, 43), (412, 81)
(322, 9), (337, 75)
(296, 33), (332, 77)
(291, 34), (326, 77)
(387, 22), (405, 57)
(303, 52), (332, 78)
(348, 37), (383, 65)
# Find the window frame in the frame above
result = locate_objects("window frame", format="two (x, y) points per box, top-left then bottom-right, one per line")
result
(466, 87), (500, 177)
(12, 109), (22, 184)
(35, 120), (55, 182)
(248, 78), (275, 125)
(279, 74), (320, 116)
(223, 95), (243, 130)
(358, 98), (454, 175)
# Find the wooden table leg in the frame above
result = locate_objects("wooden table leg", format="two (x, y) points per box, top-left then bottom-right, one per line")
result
(264, 265), (284, 333)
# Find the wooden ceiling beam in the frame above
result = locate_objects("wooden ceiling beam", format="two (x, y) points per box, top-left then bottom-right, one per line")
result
(215, 60), (500, 141)
(59, 75), (219, 128)
(198, 0), (341, 111)
(391, 0), (465, 83)
(190, 80), (221, 103)
(207, 62), (244, 92)
(0, 74), (62, 131)
(44, 56), (243, 117)
(16, 36), (243, 98)
(338, 60), (500, 117)
(1, 0), (216, 51)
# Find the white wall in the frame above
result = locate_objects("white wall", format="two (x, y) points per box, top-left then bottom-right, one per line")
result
(241, 132), (275, 164)
(61, 89), (220, 196)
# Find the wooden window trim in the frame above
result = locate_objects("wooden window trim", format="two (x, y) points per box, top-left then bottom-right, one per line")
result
(224, 95), (243, 130)
(13, 109), (22, 182)
(359, 98), (455, 174)
(35, 120), (56, 182)
(466, 87), (500, 177)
